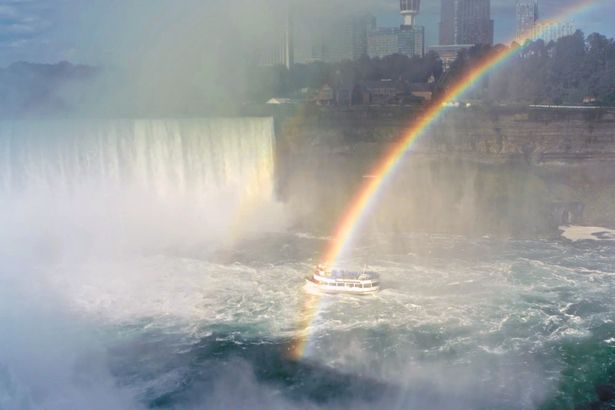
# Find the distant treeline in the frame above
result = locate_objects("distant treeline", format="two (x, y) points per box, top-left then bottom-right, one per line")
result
(248, 52), (444, 102)
(253, 30), (615, 106)
(4, 30), (615, 118)
(445, 31), (615, 106)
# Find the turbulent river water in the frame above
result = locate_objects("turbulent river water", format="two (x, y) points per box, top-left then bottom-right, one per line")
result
(1, 119), (615, 410)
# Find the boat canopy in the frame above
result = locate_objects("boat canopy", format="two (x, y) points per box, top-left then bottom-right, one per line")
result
(327, 269), (379, 280)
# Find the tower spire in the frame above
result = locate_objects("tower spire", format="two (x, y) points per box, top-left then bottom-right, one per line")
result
(400, 0), (420, 26)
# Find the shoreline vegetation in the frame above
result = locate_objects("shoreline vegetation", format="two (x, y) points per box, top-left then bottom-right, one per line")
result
(3, 31), (615, 118)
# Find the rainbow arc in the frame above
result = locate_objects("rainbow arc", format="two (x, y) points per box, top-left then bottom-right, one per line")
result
(291, 0), (603, 360)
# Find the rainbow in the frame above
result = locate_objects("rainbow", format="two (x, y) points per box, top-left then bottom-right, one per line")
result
(290, 0), (603, 360)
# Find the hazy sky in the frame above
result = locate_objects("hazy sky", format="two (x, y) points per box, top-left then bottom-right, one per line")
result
(0, 0), (614, 66)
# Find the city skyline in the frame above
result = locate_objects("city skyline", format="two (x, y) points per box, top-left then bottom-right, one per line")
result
(0, 0), (614, 66)
(378, 0), (612, 47)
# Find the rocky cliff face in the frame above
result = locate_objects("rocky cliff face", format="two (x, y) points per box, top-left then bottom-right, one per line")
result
(275, 107), (615, 237)
(420, 109), (615, 163)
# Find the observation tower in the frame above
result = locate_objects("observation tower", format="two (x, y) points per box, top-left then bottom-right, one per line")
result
(400, 0), (421, 26)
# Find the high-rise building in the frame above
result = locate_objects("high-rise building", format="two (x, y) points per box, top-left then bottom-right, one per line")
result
(399, 25), (425, 57)
(309, 14), (376, 63)
(258, 2), (294, 68)
(516, 0), (539, 41)
(368, 28), (400, 58)
(353, 14), (377, 60)
(322, 19), (355, 62)
(532, 21), (575, 43)
(366, 0), (424, 59)
(455, 0), (493, 45)
(439, 0), (456, 45)
(439, 0), (494, 46)
(400, 0), (425, 57)
(367, 26), (424, 59)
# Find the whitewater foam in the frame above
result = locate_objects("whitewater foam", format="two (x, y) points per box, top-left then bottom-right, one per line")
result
(560, 225), (615, 242)
(1, 118), (615, 409)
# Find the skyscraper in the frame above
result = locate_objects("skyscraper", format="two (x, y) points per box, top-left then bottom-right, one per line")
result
(309, 14), (375, 63)
(399, 25), (425, 57)
(532, 21), (576, 43)
(352, 14), (377, 60)
(516, 0), (539, 41)
(368, 28), (401, 58)
(439, 0), (456, 45)
(439, 0), (494, 46)
(321, 19), (355, 62)
(399, 0), (425, 57)
(258, 1), (294, 68)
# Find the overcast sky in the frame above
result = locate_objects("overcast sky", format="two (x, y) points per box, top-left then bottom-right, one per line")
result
(0, 0), (614, 67)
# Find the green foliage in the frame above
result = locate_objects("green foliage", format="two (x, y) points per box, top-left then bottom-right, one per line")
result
(445, 31), (615, 106)
(248, 52), (443, 102)
(250, 30), (615, 106)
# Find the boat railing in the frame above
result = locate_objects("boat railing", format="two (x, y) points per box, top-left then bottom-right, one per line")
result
(314, 275), (376, 285)
(311, 277), (379, 289)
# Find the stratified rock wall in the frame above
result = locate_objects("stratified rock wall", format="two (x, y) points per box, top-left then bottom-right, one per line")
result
(419, 109), (615, 163)
(276, 107), (615, 236)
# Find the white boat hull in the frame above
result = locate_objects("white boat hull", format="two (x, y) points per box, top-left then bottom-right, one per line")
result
(305, 278), (380, 295)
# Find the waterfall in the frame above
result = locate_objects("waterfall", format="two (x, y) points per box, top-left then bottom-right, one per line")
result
(0, 117), (282, 252)
(0, 118), (276, 201)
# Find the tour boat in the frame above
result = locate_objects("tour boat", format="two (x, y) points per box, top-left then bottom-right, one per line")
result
(305, 265), (380, 295)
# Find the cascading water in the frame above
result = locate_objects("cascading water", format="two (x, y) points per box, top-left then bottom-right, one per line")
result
(0, 117), (290, 410)
(1, 118), (615, 410)
(0, 118), (276, 200)
(0, 118), (284, 256)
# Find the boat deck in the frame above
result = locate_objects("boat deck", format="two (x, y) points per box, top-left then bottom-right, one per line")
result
(307, 267), (380, 294)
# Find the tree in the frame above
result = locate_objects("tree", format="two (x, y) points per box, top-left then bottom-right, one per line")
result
(246, 30), (615, 107)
